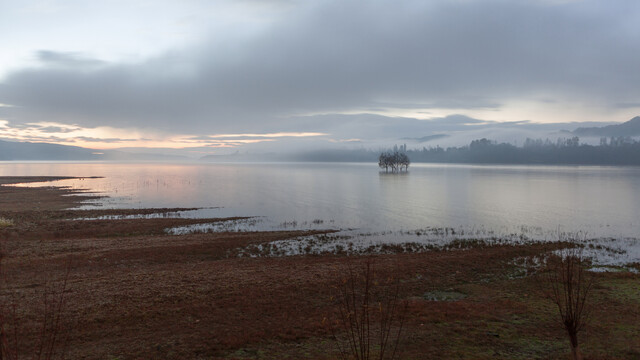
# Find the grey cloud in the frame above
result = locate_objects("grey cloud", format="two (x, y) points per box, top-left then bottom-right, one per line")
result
(1, 0), (639, 136)
(368, 99), (502, 110)
(426, 115), (488, 125)
(616, 103), (640, 109)
(34, 125), (83, 133)
(271, 114), (501, 140)
(74, 136), (137, 143)
(36, 51), (106, 68)
(186, 136), (216, 141)
(274, 113), (625, 142)
(9, 135), (71, 143)
(185, 135), (283, 142)
(0, 122), (80, 133)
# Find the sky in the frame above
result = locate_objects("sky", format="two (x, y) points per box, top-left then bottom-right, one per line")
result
(1, 0), (639, 156)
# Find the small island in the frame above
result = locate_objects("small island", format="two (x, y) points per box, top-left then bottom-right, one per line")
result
(379, 151), (410, 173)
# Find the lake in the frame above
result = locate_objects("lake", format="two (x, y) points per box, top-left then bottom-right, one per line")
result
(2, 161), (639, 264)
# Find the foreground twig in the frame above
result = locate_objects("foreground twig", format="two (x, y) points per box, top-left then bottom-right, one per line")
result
(0, 251), (71, 360)
(327, 258), (407, 360)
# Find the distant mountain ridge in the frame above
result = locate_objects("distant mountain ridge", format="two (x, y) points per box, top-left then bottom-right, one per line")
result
(0, 139), (101, 160)
(573, 116), (640, 137)
(0, 139), (186, 161)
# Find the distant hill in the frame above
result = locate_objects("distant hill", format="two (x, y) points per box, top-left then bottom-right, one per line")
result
(200, 152), (282, 162)
(200, 149), (381, 163)
(401, 134), (449, 143)
(573, 116), (640, 137)
(0, 139), (187, 161)
(0, 139), (102, 160)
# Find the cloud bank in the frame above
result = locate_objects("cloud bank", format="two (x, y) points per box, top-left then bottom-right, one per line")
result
(1, 0), (639, 144)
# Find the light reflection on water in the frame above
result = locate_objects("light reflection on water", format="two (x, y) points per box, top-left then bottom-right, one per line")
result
(2, 162), (639, 265)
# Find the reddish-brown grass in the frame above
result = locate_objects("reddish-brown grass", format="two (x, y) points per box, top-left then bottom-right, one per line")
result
(0, 177), (638, 359)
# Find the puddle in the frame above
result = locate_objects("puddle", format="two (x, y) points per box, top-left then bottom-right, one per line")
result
(74, 208), (220, 220)
(166, 217), (264, 234)
(423, 290), (467, 302)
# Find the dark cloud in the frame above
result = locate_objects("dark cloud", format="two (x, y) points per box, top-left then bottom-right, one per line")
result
(1, 0), (639, 136)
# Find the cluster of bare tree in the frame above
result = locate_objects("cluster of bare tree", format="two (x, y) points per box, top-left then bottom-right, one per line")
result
(326, 246), (597, 360)
(378, 152), (410, 173)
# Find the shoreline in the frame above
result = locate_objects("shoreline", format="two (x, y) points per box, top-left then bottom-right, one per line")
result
(0, 176), (106, 211)
(0, 176), (638, 359)
(0, 175), (103, 185)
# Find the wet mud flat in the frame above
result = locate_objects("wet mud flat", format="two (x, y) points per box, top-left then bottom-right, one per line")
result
(0, 177), (638, 359)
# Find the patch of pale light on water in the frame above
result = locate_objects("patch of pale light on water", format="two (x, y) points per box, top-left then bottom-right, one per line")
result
(571, 238), (640, 269)
(234, 227), (640, 268)
(65, 205), (640, 268)
(165, 216), (340, 234)
(7, 165), (639, 268)
(237, 227), (546, 257)
(166, 217), (266, 234)
(159, 217), (640, 268)
(74, 207), (221, 220)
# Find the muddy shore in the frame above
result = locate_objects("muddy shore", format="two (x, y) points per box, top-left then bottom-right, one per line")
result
(0, 177), (638, 359)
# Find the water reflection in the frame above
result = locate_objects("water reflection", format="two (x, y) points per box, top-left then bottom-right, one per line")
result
(2, 162), (639, 238)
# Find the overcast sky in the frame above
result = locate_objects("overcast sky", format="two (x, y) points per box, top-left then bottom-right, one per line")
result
(1, 0), (639, 154)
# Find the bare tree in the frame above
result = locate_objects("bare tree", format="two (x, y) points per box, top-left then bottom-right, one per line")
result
(327, 258), (407, 360)
(397, 153), (410, 172)
(539, 248), (594, 360)
(378, 152), (410, 173)
(0, 251), (71, 360)
(378, 153), (389, 173)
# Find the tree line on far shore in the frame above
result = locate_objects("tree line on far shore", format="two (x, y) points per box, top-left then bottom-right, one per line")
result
(289, 136), (640, 166)
(405, 136), (640, 165)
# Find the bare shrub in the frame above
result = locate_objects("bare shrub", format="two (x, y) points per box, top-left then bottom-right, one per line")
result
(0, 254), (71, 360)
(326, 258), (408, 360)
(539, 248), (594, 360)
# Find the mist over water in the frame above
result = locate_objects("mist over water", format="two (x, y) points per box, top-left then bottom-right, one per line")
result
(2, 162), (639, 239)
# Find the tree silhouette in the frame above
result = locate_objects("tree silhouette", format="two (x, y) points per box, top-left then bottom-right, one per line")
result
(378, 152), (410, 173)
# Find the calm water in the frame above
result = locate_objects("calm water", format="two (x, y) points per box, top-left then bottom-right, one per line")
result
(2, 161), (639, 239)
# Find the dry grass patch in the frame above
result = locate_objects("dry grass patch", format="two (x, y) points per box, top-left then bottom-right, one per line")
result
(0, 217), (13, 228)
